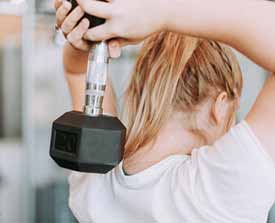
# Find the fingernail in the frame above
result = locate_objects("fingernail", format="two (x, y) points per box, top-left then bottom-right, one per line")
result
(63, 1), (71, 9)
(110, 47), (121, 58)
(76, 6), (84, 14)
(114, 50), (122, 58)
(111, 41), (119, 48)
(116, 50), (122, 58)
(82, 18), (89, 27)
(83, 32), (89, 40)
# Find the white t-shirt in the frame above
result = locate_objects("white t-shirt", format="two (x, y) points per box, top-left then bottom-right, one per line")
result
(68, 121), (275, 223)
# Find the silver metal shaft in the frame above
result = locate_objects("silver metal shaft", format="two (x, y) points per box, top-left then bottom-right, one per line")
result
(84, 41), (109, 116)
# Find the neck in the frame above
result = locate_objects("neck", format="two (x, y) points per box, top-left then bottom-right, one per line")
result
(150, 112), (204, 155)
(125, 112), (205, 166)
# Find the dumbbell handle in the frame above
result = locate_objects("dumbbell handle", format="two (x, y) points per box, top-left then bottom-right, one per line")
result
(65, 0), (108, 116)
(84, 41), (109, 116)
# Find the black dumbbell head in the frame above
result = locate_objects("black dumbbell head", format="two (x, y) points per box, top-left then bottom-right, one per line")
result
(50, 111), (126, 173)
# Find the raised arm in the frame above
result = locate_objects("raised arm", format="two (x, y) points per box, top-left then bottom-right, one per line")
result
(55, 0), (120, 114)
(77, 0), (275, 161)
(169, 0), (275, 161)
(78, 0), (275, 72)
(63, 43), (88, 111)
(165, 0), (275, 72)
(167, 0), (275, 161)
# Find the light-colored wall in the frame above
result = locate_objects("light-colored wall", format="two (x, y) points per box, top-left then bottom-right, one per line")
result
(0, 141), (24, 222)
(235, 51), (267, 121)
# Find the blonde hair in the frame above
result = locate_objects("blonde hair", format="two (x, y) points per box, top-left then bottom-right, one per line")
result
(122, 32), (243, 159)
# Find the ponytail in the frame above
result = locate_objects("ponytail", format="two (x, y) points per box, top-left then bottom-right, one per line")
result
(122, 32), (200, 159)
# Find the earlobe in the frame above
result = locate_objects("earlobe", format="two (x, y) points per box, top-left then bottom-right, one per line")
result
(212, 92), (229, 124)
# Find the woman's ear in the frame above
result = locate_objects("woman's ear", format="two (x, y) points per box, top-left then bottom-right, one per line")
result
(211, 91), (229, 125)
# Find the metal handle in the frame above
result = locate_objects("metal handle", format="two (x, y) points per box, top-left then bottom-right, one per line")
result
(84, 41), (109, 116)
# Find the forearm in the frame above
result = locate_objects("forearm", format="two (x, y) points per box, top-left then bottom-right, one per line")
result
(166, 0), (275, 72)
(63, 42), (89, 74)
(63, 43), (87, 111)
(65, 72), (86, 111)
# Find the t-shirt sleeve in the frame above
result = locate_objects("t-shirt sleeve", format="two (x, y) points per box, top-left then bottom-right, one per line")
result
(68, 171), (101, 222)
(188, 121), (275, 221)
(68, 172), (90, 222)
(68, 113), (113, 222)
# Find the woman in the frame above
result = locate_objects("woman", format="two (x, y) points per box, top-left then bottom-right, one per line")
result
(55, 0), (275, 222)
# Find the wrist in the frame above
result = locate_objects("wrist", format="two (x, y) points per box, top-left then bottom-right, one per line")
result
(65, 42), (89, 58)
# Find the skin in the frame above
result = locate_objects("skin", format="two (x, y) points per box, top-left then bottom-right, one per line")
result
(55, 0), (275, 174)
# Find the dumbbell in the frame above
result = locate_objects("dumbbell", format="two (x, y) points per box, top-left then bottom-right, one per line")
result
(50, 0), (126, 173)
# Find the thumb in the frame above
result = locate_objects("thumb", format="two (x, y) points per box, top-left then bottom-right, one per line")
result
(117, 39), (143, 47)
(83, 23), (115, 42)
(108, 39), (122, 58)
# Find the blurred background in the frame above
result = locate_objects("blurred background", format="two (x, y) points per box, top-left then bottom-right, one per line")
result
(0, 0), (274, 222)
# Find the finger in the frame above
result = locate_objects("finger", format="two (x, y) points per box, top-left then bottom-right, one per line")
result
(108, 40), (122, 58)
(84, 23), (115, 42)
(76, 0), (112, 18)
(61, 6), (85, 35)
(54, 0), (62, 10)
(56, 1), (72, 27)
(67, 18), (91, 51)
(118, 38), (142, 47)
(67, 18), (90, 42)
